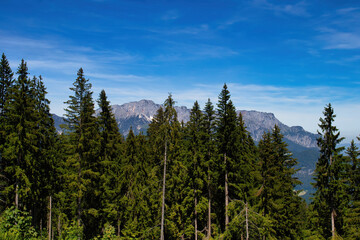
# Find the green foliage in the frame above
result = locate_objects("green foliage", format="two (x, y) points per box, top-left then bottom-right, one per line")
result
(312, 104), (349, 238)
(61, 220), (84, 240)
(97, 223), (119, 240)
(343, 138), (360, 239)
(256, 126), (305, 239)
(1, 60), (39, 211)
(1, 59), (356, 240)
(0, 207), (38, 240)
(0, 53), (14, 114)
(63, 68), (101, 238)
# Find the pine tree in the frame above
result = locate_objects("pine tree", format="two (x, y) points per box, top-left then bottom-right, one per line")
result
(202, 99), (217, 239)
(182, 101), (208, 240)
(0, 53), (14, 210)
(31, 75), (59, 234)
(1, 60), (38, 211)
(269, 126), (303, 238)
(119, 128), (138, 236)
(256, 126), (304, 239)
(215, 84), (241, 230)
(63, 68), (100, 238)
(344, 139), (360, 238)
(224, 113), (260, 240)
(312, 103), (348, 239)
(97, 90), (123, 232)
(0, 53), (14, 115)
(147, 94), (181, 240)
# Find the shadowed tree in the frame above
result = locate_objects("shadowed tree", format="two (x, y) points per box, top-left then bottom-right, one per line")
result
(312, 103), (349, 239)
(63, 68), (100, 238)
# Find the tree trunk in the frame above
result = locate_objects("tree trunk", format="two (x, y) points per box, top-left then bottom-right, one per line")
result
(15, 153), (20, 209)
(57, 214), (61, 239)
(117, 219), (120, 236)
(194, 189), (198, 240)
(15, 183), (19, 209)
(160, 140), (167, 240)
(48, 195), (52, 240)
(225, 153), (229, 228)
(331, 209), (336, 239)
(245, 202), (249, 240)
(77, 155), (82, 227)
(330, 154), (335, 239)
(207, 166), (211, 239)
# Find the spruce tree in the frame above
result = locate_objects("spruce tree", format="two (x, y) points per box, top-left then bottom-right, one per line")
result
(344, 139), (360, 238)
(1, 60), (38, 211)
(269, 125), (303, 238)
(0, 53), (14, 115)
(31, 75), (59, 233)
(312, 103), (348, 239)
(202, 99), (217, 239)
(256, 126), (303, 239)
(97, 89), (123, 232)
(119, 128), (138, 236)
(215, 84), (240, 230)
(0, 53), (14, 209)
(63, 68), (100, 238)
(182, 101), (208, 240)
(224, 113), (259, 240)
(147, 94), (181, 240)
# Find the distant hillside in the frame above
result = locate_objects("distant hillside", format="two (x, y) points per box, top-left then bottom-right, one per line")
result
(52, 114), (66, 133)
(239, 110), (318, 148)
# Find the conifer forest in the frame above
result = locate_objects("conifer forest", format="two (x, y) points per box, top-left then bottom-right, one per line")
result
(0, 54), (360, 240)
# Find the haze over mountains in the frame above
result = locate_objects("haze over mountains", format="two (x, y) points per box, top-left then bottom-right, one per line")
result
(94, 99), (318, 147)
(53, 99), (319, 200)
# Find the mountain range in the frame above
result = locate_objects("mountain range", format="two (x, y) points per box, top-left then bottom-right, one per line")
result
(53, 99), (319, 201)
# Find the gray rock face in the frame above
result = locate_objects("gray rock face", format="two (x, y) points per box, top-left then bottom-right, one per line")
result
(107, 99), (190, 135)
(106, 100), (318, 148)
(239, 110), (318, 148)
(57, 99), (318, 148)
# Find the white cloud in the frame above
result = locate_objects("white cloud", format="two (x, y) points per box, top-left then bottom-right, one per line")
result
(161, 10), (179, 21)
(252, 0), (310, 17)
(320, 30), (360, 50)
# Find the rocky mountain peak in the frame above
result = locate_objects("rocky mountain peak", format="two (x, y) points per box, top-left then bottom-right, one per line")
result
(107, 100), (318, 148)
(59, 99), (318, 148)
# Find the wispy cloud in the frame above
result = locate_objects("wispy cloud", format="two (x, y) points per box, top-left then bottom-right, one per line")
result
(87, 72), (154, 83)
(161, 10), (179, 21)
(252, 0), (310, 17)
(167, 82), (360, 139)
(319, 29), (360, 50)
(154, 42), (238, 61)
(147, 24), (210, 36)
(336, 7), (360, 15)
(314, 7), (360, 50)
(2, 33), (139, 76)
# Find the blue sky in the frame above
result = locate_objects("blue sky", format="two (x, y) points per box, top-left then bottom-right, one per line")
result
(1, 0), (360, 142)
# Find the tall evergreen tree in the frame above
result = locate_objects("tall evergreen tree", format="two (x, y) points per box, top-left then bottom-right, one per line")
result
(63, 68), (100, 238)
(31, 75), (59, 233)
(202, 99), (217, 239)
(223, 113), (260, 239)
(344, 138), (360, 238)
(1, 60), (38, 210)
(0, 53), (14, 209)
(119, 129), (140, 236)
(183, 101), (208, 240)
(147, 94), (180, 240)
(215, 84), (240, 230)
(0, 53), (14, 115)
(97, 89), (123, 232)
(312, 103), (348, 239)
